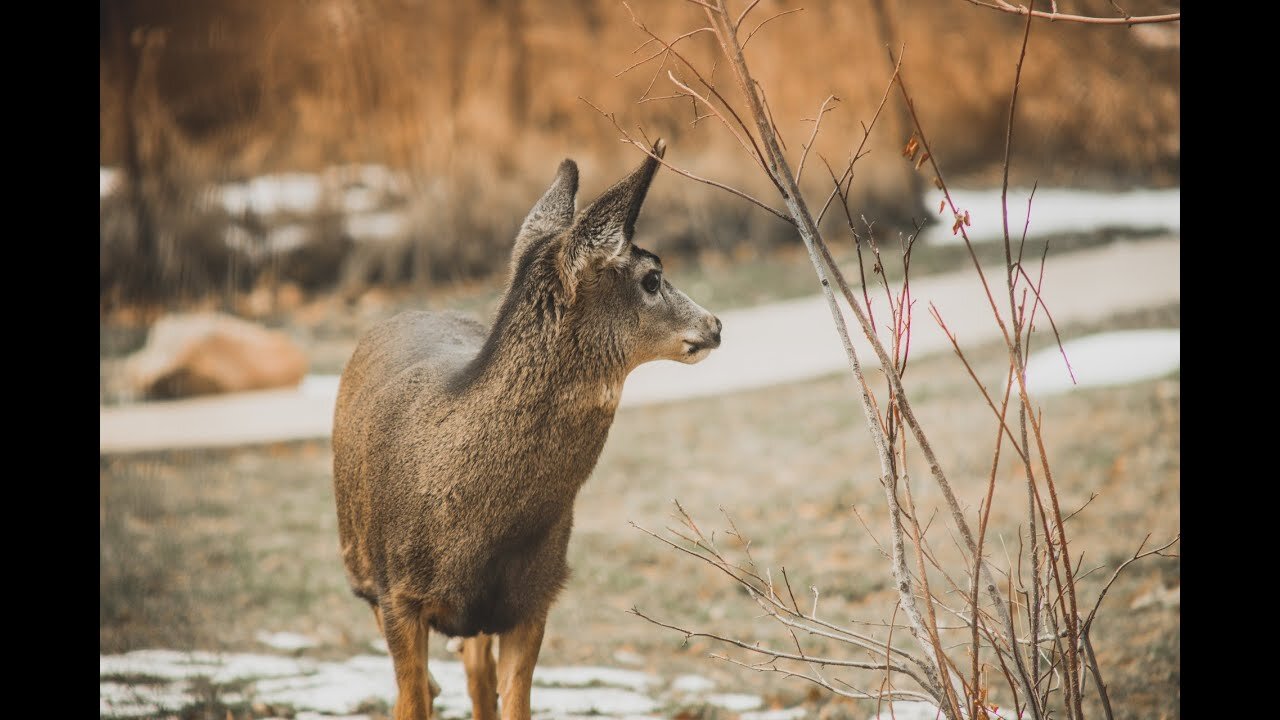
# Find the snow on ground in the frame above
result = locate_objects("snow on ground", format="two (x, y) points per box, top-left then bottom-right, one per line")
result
(918, 187), (1179, 245)
(219, 173), (327, 216)
(101, 648), (742, 719)
(100, 650), (661, 718)
(706, 693), (764, 712)
(255, 630), (319, 651)
(672, 673), (717, 693)
(1024, 329), (1180, 396)
(345, 210), (411, 241)
(532, 665), (656, 692)
(101, 164), (1178, 252)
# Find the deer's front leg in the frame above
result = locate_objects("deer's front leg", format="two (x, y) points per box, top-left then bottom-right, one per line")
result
(496, 613), (546, 720)
(381, 594), (436, 720)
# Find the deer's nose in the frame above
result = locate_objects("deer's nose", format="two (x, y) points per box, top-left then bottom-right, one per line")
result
(709, 316), (722, 346)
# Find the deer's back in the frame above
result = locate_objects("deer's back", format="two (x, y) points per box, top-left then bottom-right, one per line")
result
(332, 310), (487, 600)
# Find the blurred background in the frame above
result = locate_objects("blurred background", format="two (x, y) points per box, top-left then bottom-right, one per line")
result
(100, 1), (1180, 718)
(99, 0), (1178, 311)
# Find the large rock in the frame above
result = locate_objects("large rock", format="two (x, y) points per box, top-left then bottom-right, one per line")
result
(124, 313), (308, 399)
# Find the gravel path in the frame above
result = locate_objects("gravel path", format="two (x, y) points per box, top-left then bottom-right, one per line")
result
(100, 236), (1178, 454)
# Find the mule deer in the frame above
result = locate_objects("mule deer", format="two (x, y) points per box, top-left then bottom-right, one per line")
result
(332, 139), (721, 720)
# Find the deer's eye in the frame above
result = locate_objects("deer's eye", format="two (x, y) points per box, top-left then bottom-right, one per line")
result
(641, 271), (662, 294)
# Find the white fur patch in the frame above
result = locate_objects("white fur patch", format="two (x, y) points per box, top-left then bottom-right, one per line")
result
(600, 229), (630, 269)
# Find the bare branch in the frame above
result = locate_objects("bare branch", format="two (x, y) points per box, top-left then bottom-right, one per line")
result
(816, 50), (902, 227)
(958, 0), (1180, 25)
(796, 94), (840, 186)
(629, 606), (915, 672)
(1082, 534), (1181, 635)
(734, 0), (763, 31)
(580, 97), (792, 223)
(714, 651), (936, 703)
(1081, 629), (1116, 720)
(668, 70), (773, 174)
(741, 7), (804, 50)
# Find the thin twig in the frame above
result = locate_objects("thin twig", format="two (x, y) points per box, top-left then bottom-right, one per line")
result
(958, 0), (1180, 25)
(1081, 628), (1116, 720)
(797, 94), (839, 186)
(741, 7), (804, 50)
(734, 0), (763, 31)
(1082, 534), (1180, 635)
(580, 97), (791, 223)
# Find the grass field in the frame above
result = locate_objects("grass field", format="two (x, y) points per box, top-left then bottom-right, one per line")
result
(100, 289), (1179, 719)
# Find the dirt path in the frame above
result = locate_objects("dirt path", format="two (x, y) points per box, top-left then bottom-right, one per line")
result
(99, 236), (1178, 454)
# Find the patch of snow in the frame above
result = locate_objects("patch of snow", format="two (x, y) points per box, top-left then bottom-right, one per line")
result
(255, 630), (318, 651)
(325, 163), (411, 195)
(249, 656), (402, 715)
(533, 665), (657, 691)
(342, 186), (384, 214)
(102, 651), (663, 719)
(100, 681), (190, 717)
(671, 673), (716, 693)
(530, 686), (658, 715)
(267, 224), (311, 255)
(101, 167), (122, 198)
(220, 174), (325, 216)
(346, 211), (409, 241)
(294, 713), (371, 720)
(1024, 329), (1179, 396)
(540, 716), (662, 720)
(741, 707), (808, 720)
(100, 649), (312, 683)
(707, 693), (764, 712)
(920, 187), (1179, 245)
(612, 649), (644, 666)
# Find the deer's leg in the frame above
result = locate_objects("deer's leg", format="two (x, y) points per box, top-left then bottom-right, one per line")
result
(373, 600), (442, 702)
(380, 594), (435, 720)
(462, 633), (498, 720)
(496, 614), (546, 720)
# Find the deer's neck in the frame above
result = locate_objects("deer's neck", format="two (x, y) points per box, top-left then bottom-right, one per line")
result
(484, 322), (627, 415)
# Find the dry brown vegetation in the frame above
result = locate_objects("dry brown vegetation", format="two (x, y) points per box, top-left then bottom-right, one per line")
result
(99, 0), (1178, 305)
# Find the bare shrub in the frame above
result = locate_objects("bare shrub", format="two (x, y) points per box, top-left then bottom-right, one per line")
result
(596, 2), (1180, 718)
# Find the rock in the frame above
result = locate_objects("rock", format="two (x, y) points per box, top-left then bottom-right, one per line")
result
(124, 312), (308, 399)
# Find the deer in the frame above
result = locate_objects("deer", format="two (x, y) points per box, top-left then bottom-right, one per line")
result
(332, 139), (721, 720)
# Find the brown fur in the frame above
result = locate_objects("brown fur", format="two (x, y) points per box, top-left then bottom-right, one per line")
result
(332, 140), (720, 719)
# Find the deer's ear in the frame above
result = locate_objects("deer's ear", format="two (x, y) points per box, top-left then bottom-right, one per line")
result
(558, 139), (666, 299)
(513, 159), (578, 261)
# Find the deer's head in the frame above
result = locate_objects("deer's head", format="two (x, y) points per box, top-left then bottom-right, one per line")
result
(511, 139), (721, 372)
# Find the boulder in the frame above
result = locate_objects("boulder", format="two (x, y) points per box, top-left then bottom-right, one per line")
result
(124, 312), (308, 399)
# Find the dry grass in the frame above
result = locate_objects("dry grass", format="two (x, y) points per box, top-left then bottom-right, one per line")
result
(99, 301), (1179, 718)
(99, 0), (1179, 304)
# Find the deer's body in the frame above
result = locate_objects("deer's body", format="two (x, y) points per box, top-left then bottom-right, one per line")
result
(333, 141), (720, 719)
